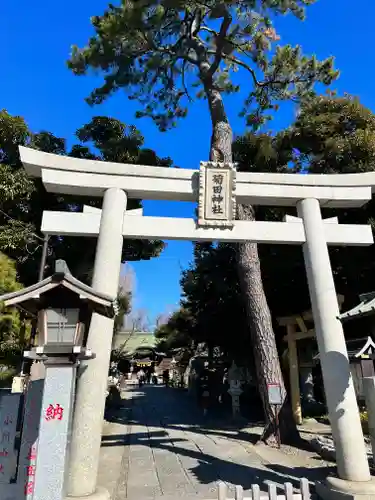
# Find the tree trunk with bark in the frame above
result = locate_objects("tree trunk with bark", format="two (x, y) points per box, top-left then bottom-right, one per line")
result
(236, 205), (299, 444)
(205, 82), (299, 445)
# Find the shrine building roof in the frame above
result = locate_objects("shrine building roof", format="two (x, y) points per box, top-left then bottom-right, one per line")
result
(339, 292), (375, 322)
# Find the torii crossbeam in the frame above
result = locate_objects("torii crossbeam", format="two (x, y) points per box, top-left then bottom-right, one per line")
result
(41, 209), (372, 246)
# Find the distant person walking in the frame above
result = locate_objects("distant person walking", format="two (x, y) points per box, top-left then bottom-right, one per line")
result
(201, 386), (210, 417)
(162, 370), (170, 387)
(198, 366), (211, 416)
(137, 369), (145, 387)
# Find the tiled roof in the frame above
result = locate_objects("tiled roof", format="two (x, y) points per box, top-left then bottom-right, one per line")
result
(113, 331), (157, 353)
(339, 292), (375, 321)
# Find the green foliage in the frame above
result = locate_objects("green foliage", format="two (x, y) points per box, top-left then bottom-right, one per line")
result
(159, 94), (375, 358)
(114, 286), (131, 335)
(233, 95), (375, 315)
(0, 111), (170, 285)
(233, 95), (375, 316)
(156, 242), (255, 361)
(75, 116), (173, 166)
(287, 94), (375, 174)
(155, 308), (194, 352)
(169, 134), (300, 357)
(232, 131), (310, 316)
(54, 116), (169, 281)
(285, 94), (375, 304)
(0, 252), (29, 370)
(360, 411), (369, 435)
(181, 243), (248, 354)
(68, 0), (338, 130)
(0, 253), (21, 294)
(156, 132), (302, 358)
(0, 111), (29, 166)
(0, 111), (36, 257)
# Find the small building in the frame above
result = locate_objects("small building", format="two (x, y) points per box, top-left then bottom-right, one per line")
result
(313, 337), (375, 403)
(277, 295), (345, 425)
(277, 294), (375, 423)
(112, 330), (166, 374)
(338, 292), (375, 401)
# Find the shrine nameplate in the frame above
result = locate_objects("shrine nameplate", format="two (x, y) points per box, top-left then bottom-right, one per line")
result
(198, 161), (236, 228)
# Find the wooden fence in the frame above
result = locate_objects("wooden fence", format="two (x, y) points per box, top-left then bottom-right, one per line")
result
(217, 478), (311, 500)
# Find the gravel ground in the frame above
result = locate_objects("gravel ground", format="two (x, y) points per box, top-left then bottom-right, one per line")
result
(240, 423), (334, 469)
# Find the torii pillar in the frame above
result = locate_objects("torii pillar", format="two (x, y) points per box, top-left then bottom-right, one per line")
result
(66, 188), (127, 500)
(298, 199), (374, 498)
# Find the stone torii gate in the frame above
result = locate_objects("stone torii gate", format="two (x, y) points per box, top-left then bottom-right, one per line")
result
(19, 146), (375, 500)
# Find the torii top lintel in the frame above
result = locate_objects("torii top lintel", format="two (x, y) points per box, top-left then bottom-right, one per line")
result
(19, 146), (375, 208)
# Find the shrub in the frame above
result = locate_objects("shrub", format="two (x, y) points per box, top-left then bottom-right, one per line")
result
(360, 411), (369, 435)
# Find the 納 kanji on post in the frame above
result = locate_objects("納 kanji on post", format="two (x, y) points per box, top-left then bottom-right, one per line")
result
(44, 403), (64, 421)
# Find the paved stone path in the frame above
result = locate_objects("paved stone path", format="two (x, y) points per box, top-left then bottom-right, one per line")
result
(98, 385), (330, 500)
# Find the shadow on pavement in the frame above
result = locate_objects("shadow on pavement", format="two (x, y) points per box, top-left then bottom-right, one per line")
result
(102, 385), (335, 494)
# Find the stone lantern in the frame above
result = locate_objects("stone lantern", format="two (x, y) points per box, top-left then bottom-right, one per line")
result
(227, 361), (243, 418)
(0, 260), (116, 500)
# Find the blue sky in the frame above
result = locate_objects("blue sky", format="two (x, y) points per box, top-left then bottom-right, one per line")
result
(2, 1), (375, 324)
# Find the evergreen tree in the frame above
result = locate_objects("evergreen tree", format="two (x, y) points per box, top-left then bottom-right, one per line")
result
(0, 252), (29, 383)
(286, 94), (375, 304)
(0, 111), (171, 285)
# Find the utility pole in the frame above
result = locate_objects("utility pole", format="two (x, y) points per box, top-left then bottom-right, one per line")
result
(38, 234), (50, 281)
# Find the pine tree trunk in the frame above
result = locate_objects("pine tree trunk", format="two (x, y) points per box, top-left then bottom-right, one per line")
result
(236, 205), (299, 445)
(205, 84), (299, 445)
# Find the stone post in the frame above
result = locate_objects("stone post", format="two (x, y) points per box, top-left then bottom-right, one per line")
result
(67, 188), (127, 500)
(228, 362), (243, 418)
(297, 198), (370, 484)
(33, 360), (76, 500)
(363, 377), (375, 461)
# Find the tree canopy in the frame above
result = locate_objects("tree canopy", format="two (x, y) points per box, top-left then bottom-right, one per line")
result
(285, 94), (375, 306)
(0, 252), (28, 378)
(68, 0), (337, 132)
(155, 307), (194, 353)
(156, 93), (375, 391)
(0, 111), (172, 285)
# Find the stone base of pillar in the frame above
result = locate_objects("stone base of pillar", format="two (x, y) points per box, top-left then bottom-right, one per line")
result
(65, 487), (110, 500)
(316, 476), (375, 500)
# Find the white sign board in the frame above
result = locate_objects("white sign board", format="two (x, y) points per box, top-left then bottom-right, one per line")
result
(198, 161), (236, 228)
(0, 394), (21, 484)
(267, 383), (282, 405)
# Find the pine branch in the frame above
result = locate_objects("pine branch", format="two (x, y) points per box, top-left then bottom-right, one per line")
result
(207, 11), (232, 78)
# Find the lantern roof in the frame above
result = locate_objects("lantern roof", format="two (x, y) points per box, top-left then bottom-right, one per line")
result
(339, 292), (375, 322)
(0, 260), (116, 318)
